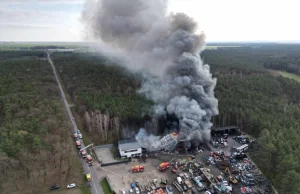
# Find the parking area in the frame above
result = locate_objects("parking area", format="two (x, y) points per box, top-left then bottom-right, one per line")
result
(99, 156), (179, 193)
(94, 145), (118, 164)
(95, 134), (272, 194)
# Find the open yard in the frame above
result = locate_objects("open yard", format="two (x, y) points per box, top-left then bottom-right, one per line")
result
(94, 133), (272, 194)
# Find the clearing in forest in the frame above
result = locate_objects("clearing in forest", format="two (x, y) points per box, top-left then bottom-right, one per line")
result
(278, 71), (300, 82)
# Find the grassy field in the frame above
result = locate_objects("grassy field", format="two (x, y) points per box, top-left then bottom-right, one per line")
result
(80, 186), (92, 194)
(100, 179), (112, 194)
(278, 71), (300, 82)
(206, 45), (241, 50)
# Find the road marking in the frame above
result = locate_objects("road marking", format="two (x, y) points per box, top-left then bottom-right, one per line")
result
(93, 182), (99, 194)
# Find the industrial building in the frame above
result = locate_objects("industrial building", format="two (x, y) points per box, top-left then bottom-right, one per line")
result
(211, 126), (240, 136)
(118, 139), (142, 158)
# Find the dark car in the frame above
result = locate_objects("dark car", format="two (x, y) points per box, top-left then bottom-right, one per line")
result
(223, 134), (229, 139)
(161, 178), (167, 185)
(50, 185), (60, 190)
(235, 153), (247, 160)
(182, 185), (188, 191)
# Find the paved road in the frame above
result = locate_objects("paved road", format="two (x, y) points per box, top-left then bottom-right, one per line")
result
(47, 51), (103, 194)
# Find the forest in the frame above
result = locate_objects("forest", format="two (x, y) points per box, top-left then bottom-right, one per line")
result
(0, 51), (82, 194)
(52, 52), (153, 119)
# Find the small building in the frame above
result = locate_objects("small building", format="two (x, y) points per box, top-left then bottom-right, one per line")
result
(211, 126), (240, 136)
(118, 139), (142, 158)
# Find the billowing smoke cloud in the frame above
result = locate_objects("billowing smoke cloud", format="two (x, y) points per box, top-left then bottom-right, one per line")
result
(82, 0), (218, 150)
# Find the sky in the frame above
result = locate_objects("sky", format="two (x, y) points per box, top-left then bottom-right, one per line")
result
(0, 0), (299, 42)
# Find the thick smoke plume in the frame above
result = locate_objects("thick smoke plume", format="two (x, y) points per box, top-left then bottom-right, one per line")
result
(82, 0), (219, 150)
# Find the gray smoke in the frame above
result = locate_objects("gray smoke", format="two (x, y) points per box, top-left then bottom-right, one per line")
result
(82, 0), (218, 149)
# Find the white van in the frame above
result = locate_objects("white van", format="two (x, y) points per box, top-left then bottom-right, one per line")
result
(177, 177), (183, 185)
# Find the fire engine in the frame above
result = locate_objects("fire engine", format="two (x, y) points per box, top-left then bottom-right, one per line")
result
(80, 150), (87, 158)
(75, 140), (81, 149)
(86, 155), (93, 166)
(158, 162), (170, 171)
(131, 165), (144, 173)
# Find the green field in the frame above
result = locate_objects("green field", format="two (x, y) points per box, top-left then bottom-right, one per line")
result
(278, 71), (300, 82)
(205, 45), (241, 50)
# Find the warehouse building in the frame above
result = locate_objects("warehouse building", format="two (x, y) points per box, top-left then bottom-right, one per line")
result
(211, 126), (240, 136)
(118, 139), (142, 158)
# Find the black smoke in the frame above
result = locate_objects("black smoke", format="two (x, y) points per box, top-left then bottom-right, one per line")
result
(82, 0), (218, 149)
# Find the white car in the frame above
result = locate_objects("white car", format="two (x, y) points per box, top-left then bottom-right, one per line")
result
(120, 190), (126, 194)
(135, 187), (140, 194)
(67, 183), (76, 189)
(78, 133), (82, 139)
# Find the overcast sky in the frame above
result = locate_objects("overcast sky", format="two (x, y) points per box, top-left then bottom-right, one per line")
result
(0, 0), (299, 42)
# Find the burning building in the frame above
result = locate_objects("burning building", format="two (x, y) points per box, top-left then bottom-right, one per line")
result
(82, 0), (219, 149)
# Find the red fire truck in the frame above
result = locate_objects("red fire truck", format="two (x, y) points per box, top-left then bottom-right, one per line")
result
(80, 150), (87, 158)
(75, 140), (81, 149)
(86, 155), (93, 166)
(131, 165), (144, 173)
(158, 162), (170, 171)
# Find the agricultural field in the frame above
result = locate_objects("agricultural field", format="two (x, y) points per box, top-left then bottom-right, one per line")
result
(278, 71), (300, 82)
(0, 51), (83, 194)
(205, 45), (241, 50)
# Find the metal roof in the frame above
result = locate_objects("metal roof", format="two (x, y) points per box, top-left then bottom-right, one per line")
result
(212, 126), (239, 132)
(118, 140), (141, 151)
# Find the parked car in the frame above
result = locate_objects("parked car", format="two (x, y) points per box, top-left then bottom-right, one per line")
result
(120, 189), (126, 194)
(129, 189), (134, 194)
(182, 185), (188, 192)
(130, 183), (135, 189)
(183, 173), (189, 179)
(223, 134), (228, 139)
(67, 183), (76, 189)
(135, 187), (140, 194)
(166, 185), (173, 194)
(77, 129), (81, 134)
(50, 185), (60, 190)
(78, 133), (83, 139)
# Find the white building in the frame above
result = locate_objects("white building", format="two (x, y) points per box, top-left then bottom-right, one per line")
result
(118, 140), (142, 158)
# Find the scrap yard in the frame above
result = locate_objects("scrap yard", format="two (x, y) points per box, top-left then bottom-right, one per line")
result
(92, 129), (274, 194)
